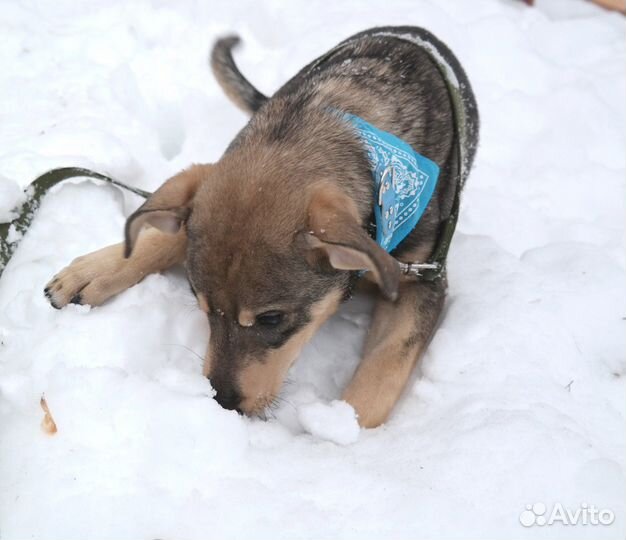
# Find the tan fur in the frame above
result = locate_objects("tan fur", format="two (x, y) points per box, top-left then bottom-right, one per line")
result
(310, 77), (399, 132)
(237, 289), (343, 414)
(202, 342), (212, 377)
(125, 165), (209, 256)
(197, 294), (210, 313)
(342, 281), (443, 428)
(306, 185), (400, 300)
(237, 309), (255, 327)
(46, 226), (186, 308)
(308, 183), (362, 230)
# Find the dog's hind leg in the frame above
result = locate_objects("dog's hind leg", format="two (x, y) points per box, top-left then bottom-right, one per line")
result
(342, 279), (445, 428)
(44, 226), (186, 309)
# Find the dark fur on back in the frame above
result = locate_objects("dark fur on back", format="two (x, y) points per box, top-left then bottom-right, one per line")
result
(213, 26), (479, 265)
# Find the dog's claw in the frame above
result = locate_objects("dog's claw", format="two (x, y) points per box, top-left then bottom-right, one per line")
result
(69, 294), (82, 305)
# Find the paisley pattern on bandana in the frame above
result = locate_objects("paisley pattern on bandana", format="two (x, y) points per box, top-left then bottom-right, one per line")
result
(345, 113), (440, 253)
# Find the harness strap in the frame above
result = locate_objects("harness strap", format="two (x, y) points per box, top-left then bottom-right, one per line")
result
(417, 50), (467, 282)
(370, 31), (468, 282)
(307, 29), (469, 282)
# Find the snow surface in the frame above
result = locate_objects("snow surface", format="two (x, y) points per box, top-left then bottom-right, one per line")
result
(298, 400), (360, 446)
(0, 0), (624, 539)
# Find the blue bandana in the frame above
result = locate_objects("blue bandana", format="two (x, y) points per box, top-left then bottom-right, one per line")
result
(345, 114), (440, 253)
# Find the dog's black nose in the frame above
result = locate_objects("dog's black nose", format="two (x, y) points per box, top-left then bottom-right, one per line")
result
(213, 385), (242, 412)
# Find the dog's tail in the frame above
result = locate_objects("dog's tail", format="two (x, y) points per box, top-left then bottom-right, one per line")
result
(210, 36), (268, 114)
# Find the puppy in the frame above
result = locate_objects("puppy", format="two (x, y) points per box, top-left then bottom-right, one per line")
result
(45, 26), (479, 428)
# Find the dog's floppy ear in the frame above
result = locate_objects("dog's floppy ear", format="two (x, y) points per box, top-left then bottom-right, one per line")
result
(124, 165), (207, 257)
(304, 185), (400, 301)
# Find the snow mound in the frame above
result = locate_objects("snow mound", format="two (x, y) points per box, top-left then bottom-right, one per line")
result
(0, 176), (24, 222)
(298, 400), (360, 445)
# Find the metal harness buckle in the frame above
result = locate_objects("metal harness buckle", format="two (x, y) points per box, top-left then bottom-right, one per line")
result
(377, 166), (394, 207)
(398, 261), (440, 277)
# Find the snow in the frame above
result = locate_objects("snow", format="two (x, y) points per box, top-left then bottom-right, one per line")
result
(0, 0), (624, 539)
(0, 176), (24, 222)
(298, 400), (360, 445)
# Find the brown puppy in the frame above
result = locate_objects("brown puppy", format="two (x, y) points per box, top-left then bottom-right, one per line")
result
(45, 27), (479, 428)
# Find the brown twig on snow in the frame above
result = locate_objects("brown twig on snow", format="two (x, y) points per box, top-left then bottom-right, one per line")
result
(40, 396), (58, 435)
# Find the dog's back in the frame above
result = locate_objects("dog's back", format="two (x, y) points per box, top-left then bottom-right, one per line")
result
(211, 26), (479, 262)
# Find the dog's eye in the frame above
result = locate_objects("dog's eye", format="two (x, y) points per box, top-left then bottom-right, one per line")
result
(256, 310), (285, 327)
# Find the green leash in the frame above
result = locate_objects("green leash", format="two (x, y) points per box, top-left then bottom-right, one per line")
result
(0, 167), (151, 279)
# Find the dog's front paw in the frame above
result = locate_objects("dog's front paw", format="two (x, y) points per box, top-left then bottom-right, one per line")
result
(44, 244), (127, 309)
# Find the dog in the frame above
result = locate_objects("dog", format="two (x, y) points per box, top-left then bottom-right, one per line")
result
(44, 26), (479, 428)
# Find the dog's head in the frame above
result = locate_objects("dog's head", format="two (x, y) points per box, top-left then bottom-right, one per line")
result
(124, 159), (399, 415)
